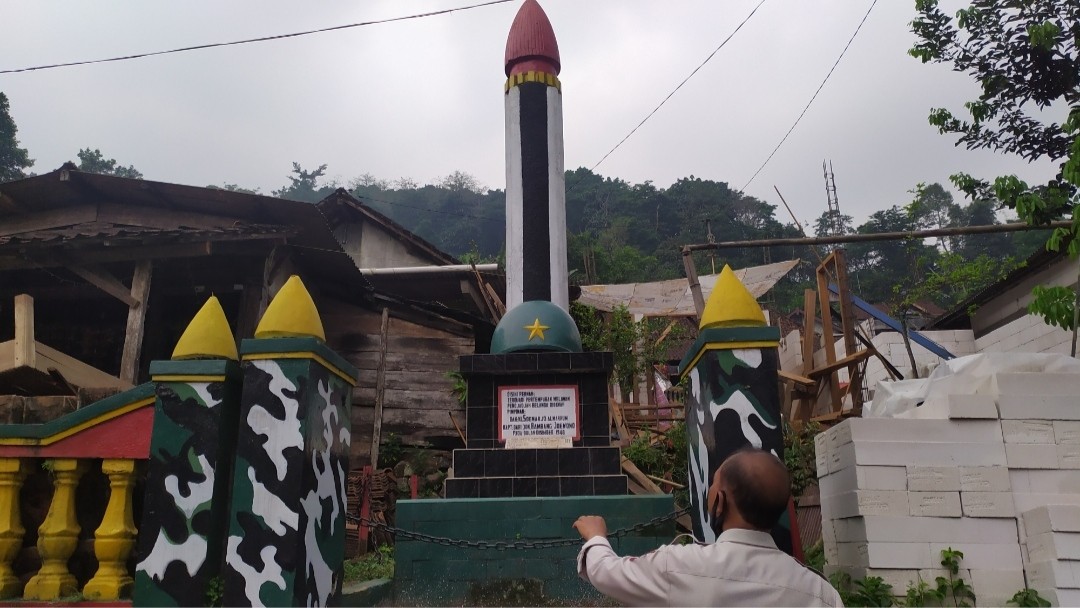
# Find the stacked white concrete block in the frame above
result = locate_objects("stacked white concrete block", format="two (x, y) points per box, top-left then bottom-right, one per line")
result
(976, 313), (1073, 356)
(1022, 506), (1080, 606)
(818, 416), (1023, 606)
(819, 369), (1080, 605)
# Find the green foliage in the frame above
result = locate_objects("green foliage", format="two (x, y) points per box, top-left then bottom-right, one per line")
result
(897, 251), (1020, 313)
(1008, 588), (1052, 607)
(904, 578), (936, 607)
(378, 432), (404, 469)
(343, 545), (394, 582)
(274, 162), (337, 202)
(444, 371), (467, 407)
(911, 0), (1080, 327)
(623, 423), (689, 507)
(937, 547), (976, 607)
(804, 540), (825, 573)
(0, 92), (33, 182)
(571, 303), (684, 400)
(76, 148), (143, 179)
(783, 422), (821, 498)
(205, 576), (224, 607)
(1029, 284), (1078, 330)
(830, 572), (896, 607)
(850, 577), (897, 607)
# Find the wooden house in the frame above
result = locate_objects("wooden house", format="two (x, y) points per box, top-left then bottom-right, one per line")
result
(0, 164), (500, 465)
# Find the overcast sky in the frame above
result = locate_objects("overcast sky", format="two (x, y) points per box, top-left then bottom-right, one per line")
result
(0, 0), (1062, 229)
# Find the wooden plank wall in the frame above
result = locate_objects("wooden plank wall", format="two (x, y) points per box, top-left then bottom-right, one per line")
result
(321, 299), (474, 466)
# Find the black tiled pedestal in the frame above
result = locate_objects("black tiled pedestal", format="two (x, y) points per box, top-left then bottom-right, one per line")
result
(447, 351), (628, 498)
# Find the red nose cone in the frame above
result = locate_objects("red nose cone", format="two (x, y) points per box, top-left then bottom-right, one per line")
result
(504, 0), (561, 77)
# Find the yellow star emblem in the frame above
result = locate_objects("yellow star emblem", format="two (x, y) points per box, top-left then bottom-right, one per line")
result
(524, 318), (549, 341)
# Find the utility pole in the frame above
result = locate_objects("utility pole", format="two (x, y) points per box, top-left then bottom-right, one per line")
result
(705, 219), (717, 275)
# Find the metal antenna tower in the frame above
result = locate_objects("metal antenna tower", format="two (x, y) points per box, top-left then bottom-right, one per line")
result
(823, 160), (844, 238)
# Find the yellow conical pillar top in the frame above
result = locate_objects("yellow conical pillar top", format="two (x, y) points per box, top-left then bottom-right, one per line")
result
(172, 296), (239, 360)
(699, 264), (767, 330)
(255, 275), (326, 341)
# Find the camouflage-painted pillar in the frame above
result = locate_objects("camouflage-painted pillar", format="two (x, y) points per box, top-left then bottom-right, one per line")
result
(134, 296), (241, 607)
(678, 265), (785, 545)
(222, 276), (358, 607)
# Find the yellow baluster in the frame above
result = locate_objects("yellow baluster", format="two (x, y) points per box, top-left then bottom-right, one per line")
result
(83, 459), (137, 600)
(23, 458), (86, 601)
(0, 459), (28, 599)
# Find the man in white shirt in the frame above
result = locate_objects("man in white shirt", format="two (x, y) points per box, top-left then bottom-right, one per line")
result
(574, 448), (843, 607)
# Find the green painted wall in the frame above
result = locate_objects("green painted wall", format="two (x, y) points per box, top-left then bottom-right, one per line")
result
(394, 494), (675, 605)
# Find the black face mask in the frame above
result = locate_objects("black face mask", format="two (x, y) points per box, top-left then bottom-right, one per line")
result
(709, 490), (726, 537)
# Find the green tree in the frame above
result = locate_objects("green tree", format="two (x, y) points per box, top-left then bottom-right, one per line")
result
(0, 92), (33, 182)
(273, 162), (336, 202)
(910, 0), (1080, 330)
(76, 148), (143, 179)
(906, 183), (962, 251)
(812, 211), (854, 237)
(208, 183), (260, 195)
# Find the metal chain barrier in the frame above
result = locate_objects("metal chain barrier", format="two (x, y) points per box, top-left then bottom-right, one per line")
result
(346, 506), (690, 551)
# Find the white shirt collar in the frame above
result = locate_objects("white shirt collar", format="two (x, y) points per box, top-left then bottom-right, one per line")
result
(716, 528), (778, 549)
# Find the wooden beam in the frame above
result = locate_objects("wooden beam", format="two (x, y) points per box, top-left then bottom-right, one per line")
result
(14, 294), (35, 368)
(0, 205), (98, 237)
(119, 261), (153, 383)
(369, 307), (390, 468)
(796, 289), (817, 422)
(832, 249), (864, 409)
(621, 457), (664, 494)
(0, 239), (282, 271)
(682, 250), (706, 319)
(68, 264), (139, 307)
(235, 278), (263, 343)
(97, 203), (248, 231)
(778, 369), (815, 387)
(807, 349), (873, 379)
(609, 398), (631, 447)
(816, 263), (842, 412)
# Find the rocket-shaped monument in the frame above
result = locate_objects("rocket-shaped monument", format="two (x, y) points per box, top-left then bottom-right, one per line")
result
(504, 0), (568, 312)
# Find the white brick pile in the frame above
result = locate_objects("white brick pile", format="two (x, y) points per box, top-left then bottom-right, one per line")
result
(976, 314), (1073, 356)
(1022, 506), (1080, 606)
(818, 371), (1080, 605)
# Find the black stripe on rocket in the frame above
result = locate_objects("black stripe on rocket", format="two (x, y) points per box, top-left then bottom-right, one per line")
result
(517, 81), (551, 302)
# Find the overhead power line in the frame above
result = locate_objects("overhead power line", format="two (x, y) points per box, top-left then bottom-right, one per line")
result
(584, 0), (768, 176)
(0, 0), (514, 75)
(740, 0), (878, 192)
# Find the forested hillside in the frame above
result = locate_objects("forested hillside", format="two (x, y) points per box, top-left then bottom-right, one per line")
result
(269, 163), (1048, 316)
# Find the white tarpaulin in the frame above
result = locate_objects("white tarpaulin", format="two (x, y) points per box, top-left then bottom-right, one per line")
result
(576, 259), (800, 317)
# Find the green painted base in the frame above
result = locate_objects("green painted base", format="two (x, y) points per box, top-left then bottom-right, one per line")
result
(393, 495), (674, 606)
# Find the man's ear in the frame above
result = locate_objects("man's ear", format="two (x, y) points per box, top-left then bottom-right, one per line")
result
(712, 490), (726, 519)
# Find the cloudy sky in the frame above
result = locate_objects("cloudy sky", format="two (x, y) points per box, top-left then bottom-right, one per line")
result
(0, 0), (1061, 228)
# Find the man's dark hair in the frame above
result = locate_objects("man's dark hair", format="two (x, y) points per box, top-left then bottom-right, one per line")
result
(721, 447), (791, 530)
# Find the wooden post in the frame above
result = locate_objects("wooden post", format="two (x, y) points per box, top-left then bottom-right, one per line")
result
(119, 261), (152, 383)
(358, 466), (372, 555)
(815, 256), (842, 413)
(796, 289), (816, 421)
(369, 307), (390, 469)
(832, 249), (863, 409)
(682, 249), (706, 319)
(13, 295), (34, 369)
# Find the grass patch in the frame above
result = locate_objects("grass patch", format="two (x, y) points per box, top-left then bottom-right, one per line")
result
(343, 545), (394, 583)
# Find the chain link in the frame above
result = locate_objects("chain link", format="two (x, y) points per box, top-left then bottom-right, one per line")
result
(347, 507), (689, 551)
